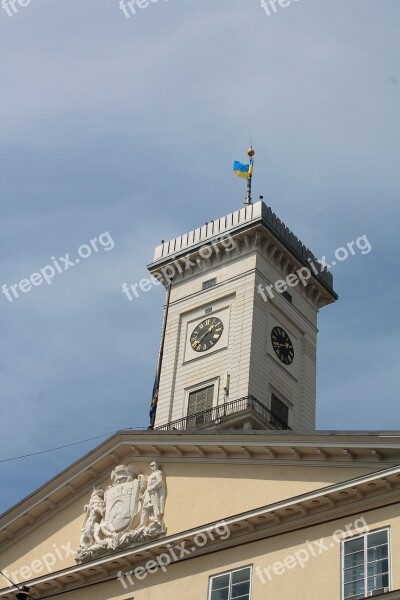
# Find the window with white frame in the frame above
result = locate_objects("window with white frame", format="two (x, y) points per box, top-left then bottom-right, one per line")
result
(209, 566), (252, 600)
(187, 385), (214, 428)
(342, 528), (390, 599)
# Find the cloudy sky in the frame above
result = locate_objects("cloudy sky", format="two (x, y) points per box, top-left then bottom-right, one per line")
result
(0, 0), (399, 513)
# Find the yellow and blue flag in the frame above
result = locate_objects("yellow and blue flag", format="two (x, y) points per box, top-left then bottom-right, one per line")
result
(233, 160), (252, 179)
(148, 374), (159, 429)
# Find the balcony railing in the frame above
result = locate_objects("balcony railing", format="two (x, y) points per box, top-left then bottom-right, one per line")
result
(155, 395), (291, 432)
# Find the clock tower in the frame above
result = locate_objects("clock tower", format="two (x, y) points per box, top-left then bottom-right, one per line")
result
(148, 200), (337, 432)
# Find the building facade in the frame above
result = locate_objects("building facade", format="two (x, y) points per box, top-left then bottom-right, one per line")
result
(0, 202), (398, 600)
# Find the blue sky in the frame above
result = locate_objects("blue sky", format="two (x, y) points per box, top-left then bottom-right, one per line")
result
(0, 0), (399, 513)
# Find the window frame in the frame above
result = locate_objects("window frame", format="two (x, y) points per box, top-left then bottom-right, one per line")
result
(270, 391), (290, 429)
(187, 385), (214, 425)
(184, 378), (220, 426)
(202, 277), (217, 290)
(341, 527), (391, 600)
(208, 565), (253, 600)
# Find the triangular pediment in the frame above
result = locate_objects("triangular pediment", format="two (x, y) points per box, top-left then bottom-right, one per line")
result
(1, 430), (400, 598)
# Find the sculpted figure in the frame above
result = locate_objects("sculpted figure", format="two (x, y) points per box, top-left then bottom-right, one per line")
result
(110, 463), (136, 486)
(139, 461), (166, 529)
(79, 487), (105, 547)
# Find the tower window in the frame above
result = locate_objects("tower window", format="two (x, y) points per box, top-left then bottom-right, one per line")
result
(187, 385), (214, 427)
(271, 394), (289, 429)
(202, 278), (216, 290)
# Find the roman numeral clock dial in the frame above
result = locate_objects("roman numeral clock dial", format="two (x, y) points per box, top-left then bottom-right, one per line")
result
(271, 326), (295, 365)
(190, 317), (224, 353)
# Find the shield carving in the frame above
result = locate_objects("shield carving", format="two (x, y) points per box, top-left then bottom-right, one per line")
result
(104, 480), (141, 533)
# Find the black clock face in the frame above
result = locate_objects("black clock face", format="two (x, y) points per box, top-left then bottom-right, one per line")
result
(190, 317), (224, 353)
(271, 326), (294, 365)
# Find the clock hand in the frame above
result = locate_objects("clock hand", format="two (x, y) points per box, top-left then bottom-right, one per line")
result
(194, 325), (215, 346)
(193, 324), (216, 347)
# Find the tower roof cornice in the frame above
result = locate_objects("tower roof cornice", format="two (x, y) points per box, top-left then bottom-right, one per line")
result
(148, 201), (337, 301)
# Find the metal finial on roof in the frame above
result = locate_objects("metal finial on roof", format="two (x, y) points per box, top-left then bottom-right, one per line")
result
(245, 146), (255, 206)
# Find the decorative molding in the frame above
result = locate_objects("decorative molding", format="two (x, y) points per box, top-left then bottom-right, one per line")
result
(316, 448), (328, 459)
(371, 449), (382, 460)
(264, 447), (277, 459)
(23, 513), (35, 525)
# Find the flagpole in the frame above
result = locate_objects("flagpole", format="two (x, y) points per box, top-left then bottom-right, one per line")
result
(148, 277), (173, 430)
(245, 146), (255, 206)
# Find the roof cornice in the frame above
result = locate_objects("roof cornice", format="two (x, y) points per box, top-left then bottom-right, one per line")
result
(1, 430), (400, 550)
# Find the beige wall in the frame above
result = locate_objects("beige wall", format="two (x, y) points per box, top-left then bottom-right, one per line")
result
(0, 460), (372, 590)
(40, 504), (400, 600)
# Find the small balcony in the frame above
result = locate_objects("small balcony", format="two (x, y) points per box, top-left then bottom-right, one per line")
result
(155, 395), (291, 432)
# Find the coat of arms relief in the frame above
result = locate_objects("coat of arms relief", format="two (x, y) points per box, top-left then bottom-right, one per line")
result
(75, 461), (166, 563)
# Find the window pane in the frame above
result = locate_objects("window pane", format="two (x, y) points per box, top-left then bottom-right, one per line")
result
(344, 538), (364, 555)
(367, 544), (388, 562)
(344, 580), (365, 599)
(211, 589), (229, 600)
(231, 568), (251, 585)
(344, 565), (364, 584)
(344, 551), (364, 569)
(367, 531), (388, 548)
(231, 581), (250, 597)
(211, 574), (230, 590)
(367, 558), (388, 577)
(367, 574), (389, 590)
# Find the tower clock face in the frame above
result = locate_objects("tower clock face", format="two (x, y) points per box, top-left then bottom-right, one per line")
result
(190, 317), (224, 353)
(271, 326), (294, 365)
